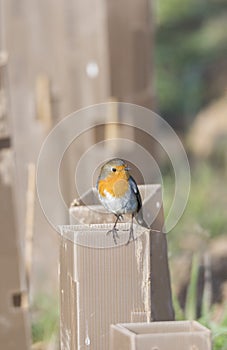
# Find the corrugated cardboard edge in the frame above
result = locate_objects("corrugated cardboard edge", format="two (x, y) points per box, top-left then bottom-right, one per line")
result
(110, 321), (212, 350)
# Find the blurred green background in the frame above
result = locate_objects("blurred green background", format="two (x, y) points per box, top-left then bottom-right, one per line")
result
(155, 1), (227, 348)
(155, 0), (227, 129)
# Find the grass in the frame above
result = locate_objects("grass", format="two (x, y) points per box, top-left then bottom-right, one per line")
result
(31, 294), (59, 347)
(165, 160), (227, 349)
(173, 252), (227, 350)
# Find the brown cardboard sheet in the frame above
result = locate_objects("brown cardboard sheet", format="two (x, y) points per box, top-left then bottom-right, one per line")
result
(59, 185), (174, 350)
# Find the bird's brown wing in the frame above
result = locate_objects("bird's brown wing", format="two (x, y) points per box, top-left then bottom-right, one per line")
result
(129, 176), (142, 213)
(129, 176), (149, 228)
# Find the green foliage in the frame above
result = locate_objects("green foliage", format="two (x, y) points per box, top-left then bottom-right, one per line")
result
(165, 162), (227, 254)
(185, 253), (200, 320)
(166, 158), (227, 349)
(186, 164), (227, 238)
(174, 253), (227, 350)
(32, 294), (59, 344)
(157, 0), (212, 26)
(155, 0), (227, 127)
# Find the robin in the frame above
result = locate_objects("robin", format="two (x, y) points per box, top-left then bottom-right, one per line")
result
(96, 158), (149, 245)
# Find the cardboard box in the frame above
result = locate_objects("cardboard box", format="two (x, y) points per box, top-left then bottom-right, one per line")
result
(110, 321), (212, 350)
(60, 185), (174, 350)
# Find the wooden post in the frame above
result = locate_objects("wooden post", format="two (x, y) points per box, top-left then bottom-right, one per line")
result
(104, 98), (120, 152)
(25, 163), (36, 289)
(35, 75), (53, 132)
(60, 185), (174, 350)
(0, 51), (30, 349)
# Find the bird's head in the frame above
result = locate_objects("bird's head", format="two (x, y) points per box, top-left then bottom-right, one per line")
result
(98, 158), (130, 180)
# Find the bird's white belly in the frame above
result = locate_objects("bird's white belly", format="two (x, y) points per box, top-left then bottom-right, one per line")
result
(99, 188), (137, 215)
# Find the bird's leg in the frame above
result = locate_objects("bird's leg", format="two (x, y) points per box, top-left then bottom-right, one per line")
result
(107, 215), (120, 245)
(126, 214), (135, 245)
(118, 214), (124, 221)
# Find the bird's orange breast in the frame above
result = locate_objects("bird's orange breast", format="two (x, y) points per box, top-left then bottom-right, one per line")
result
(98, 171), (129, 198)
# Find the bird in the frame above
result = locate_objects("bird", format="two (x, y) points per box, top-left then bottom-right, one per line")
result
(96, 158), (149, 245)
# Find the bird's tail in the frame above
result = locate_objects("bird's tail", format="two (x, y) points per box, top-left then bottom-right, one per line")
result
(135, 209), (149, 228)
(135, 209), (161, 233)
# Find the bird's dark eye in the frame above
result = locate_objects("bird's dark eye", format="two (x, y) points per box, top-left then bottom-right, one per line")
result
(111, 167), (117, 172)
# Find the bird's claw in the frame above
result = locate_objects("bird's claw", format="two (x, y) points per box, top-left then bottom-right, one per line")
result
(126, 226), (135, 245)
(107, 227), (119, 245)
(118, 214), (124, 221)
